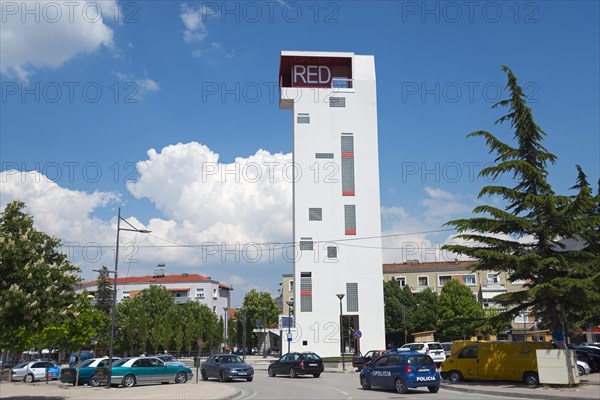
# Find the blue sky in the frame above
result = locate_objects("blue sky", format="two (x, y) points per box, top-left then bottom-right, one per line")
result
(1, 1), (599, 306)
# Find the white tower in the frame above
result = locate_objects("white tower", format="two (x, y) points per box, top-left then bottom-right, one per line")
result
(279, 51), (385, 357)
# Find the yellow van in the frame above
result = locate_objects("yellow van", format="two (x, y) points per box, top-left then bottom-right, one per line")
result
(442, 341), (552, 386)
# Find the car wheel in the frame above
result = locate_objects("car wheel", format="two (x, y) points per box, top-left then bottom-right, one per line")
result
(524, 372), (539, 387)
(360, 375), (371, 390)
(268, 366), (276, 377)
(313, 373), (321, 378)
(219, 371), (226, 382)
(246, 377), (253, 382)
(24, 374), (34, 383)
(289, 368), (298, 378)
(201, 370), (208, 381)
(122, 374), (136, 388)
(89, 376), (100, 387)
(395, 378), (408, 394)
(448, 370), (463, 383)
(577, 365), (585, 376)
(175, 371), (188, 384)
(428, 385), (440, 393)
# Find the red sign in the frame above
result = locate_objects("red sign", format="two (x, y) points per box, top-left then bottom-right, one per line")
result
(292, 65), (332, 87)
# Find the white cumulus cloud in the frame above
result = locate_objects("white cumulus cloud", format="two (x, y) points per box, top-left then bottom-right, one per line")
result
(0, 0), (115, 81)
(127, 142), (293, 246)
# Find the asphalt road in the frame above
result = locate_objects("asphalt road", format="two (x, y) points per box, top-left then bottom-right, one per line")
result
(226, 371), (526, 400)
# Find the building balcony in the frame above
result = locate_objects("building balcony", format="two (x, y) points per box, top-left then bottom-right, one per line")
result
(481, 283), (507, 292)
(174, 297), (192, 304)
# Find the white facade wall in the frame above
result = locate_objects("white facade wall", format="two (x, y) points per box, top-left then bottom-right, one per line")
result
(280, 51), (386, 357)
(78, 280), (230, 313)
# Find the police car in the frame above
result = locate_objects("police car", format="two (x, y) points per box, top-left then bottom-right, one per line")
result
(359, 348), (441, 394)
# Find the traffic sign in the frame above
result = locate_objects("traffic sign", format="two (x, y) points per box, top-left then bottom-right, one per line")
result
(287, 333), (292, 342)
(354, 330), (362, 339)
(197, 338), (204, 347)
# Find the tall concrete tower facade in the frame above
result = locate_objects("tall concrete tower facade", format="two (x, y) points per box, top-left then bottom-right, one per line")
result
(279, 51), (385, 357)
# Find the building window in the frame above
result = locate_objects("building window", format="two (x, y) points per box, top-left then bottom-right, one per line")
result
(439, 275), (451, 286)
(344, 205), (356, 235)
(315, 153), (334, 159)
(299, 238), (314, 250)
(300, 272), (312, 312)
(309, 208), (322, 221)
(213, 306), (216, 313)
(487, 273), (500, 284)
(346, 283), (358, 312)
(418, 276), (429, 287)
(196, 288), (205, 298)
(213, 288), (218, 299)
(341, 134), (355, 196)
(395, 276), (406, 287)
(463, 275), (476, 286)
(289, 297), (294, 302)
(288, 280), (294, 292)
(327, 246), (338, 258)
(297, 113), (310, 123)
(122, 291), (130, 299)
(329, 97), (346, 107)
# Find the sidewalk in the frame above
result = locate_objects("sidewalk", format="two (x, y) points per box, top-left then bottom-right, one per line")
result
(438, 373), (600, 400)
(0, 380), (240, 400)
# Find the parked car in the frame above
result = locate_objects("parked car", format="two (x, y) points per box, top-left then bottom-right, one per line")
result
(68, 352), (95, 367)
(576, 350), (599, 373)
(441, 342), (453, 358)
(268, 352), (324, 378)
(352, 350), (387, 372)
(577, 360), (591, 376)
(93, 356), (192, 387)
(149, 354), (185, 366)
(575, 346), (600, 371)
(10, 361), (61, 383)
(359, 348), (441, 394)
(400, 342), (446, 365)
(200, 354), (254, 382)
(60, 357), (119, 386)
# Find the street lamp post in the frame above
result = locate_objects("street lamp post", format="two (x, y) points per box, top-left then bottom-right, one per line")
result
(286, 300), (293, 354)
(336, 294), (345, 371)
(107, 207), (150, 389)
(223, 307), (228, 352)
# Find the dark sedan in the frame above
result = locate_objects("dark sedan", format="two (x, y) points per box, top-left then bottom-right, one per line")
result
(268, 352), (323, 378)
(201, 354), (253, 382)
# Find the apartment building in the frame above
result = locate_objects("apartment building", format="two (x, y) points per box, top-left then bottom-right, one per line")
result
(78, 270), (231, 314)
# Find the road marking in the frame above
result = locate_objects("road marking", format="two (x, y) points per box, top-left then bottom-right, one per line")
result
(322, 385), (349, 396)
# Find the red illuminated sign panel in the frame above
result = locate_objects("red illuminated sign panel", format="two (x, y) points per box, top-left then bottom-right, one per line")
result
(292, 65), (332, 87)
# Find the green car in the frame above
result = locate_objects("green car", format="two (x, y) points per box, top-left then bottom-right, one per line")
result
(60, 357), (118, 386)
(93, 357), (192, 387)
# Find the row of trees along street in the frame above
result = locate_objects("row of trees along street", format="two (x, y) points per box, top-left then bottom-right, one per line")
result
(1, 66), (598, 360)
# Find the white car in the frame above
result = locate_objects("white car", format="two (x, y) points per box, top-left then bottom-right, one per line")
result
(577, 360), (591, 376)
(400, 342), (447, 364)
(11, 360), (61, 382)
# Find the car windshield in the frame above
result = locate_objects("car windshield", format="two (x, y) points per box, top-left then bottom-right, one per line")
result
(79, 359), (96, 367)
(112, 358), (129, 366)
(428, 343), (443, 350)
(302, 353), (321, 361)
(407, 355), (434, 366)
(220, 356), (244, 364)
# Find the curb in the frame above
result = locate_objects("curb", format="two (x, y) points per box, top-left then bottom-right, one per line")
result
(442, 384), (592, 400)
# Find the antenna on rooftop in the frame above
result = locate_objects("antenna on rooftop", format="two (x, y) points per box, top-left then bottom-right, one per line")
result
(153, 263), (166, 278)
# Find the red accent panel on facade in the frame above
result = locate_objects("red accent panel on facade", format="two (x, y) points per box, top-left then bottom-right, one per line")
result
(341, 152), (354, 157)
(300, 290), (312, 295)
(342, 191), (355, 196)
(345, 229), (357, 235)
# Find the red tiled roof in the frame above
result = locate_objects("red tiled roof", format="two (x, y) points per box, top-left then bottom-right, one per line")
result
(219, 283), (231, 290)
(81, 273), (212, 286)
(383, 260), (478, 273)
